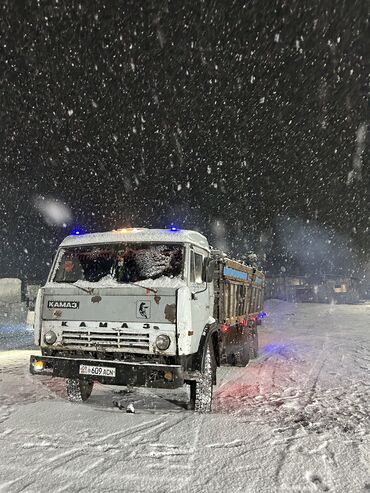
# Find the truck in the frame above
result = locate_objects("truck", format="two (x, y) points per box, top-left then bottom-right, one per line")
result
(30, 228), (265, 412)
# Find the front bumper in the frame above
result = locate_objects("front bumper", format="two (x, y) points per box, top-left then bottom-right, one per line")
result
(29, 355), (184, 389)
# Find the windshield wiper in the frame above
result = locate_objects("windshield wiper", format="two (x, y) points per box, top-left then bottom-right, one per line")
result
(54, 280), (94, 294)
(73, 284), (95, 294)
(121, 281), (158, 294)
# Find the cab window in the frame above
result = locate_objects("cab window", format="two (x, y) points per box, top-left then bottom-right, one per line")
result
(190, 251), (204, 284)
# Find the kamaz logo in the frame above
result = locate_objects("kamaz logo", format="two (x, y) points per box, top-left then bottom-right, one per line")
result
(47, 300), (80, 309)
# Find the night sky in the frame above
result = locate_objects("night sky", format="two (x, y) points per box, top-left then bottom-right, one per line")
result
(1, 0), (368, 281)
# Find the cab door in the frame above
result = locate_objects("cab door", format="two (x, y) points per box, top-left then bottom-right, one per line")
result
(189, 246), (213, 353)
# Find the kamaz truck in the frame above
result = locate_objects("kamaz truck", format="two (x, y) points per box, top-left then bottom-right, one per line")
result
(30, 228), (265, 412)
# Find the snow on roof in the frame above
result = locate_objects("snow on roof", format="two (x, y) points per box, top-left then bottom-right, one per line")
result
(60, 228), (210, 250)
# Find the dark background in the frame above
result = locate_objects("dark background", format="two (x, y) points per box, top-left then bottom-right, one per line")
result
(1, 0), (368, 281)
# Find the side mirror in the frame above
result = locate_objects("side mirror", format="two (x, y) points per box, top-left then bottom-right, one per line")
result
(202, 259), (216, 283)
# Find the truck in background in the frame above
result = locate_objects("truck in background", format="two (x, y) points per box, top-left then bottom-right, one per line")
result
(30, 228), (265, 412)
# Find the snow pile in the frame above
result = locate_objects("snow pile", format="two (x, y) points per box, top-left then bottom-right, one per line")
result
(60, 229), (209, 250)
(48, 274), (185, 290)
(0, 278), (22, 303)
(134, 276), (186, 289)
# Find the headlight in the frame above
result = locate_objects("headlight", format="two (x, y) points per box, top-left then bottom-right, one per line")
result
(44, 330), (57, 345)
(155, 334), (171, 351)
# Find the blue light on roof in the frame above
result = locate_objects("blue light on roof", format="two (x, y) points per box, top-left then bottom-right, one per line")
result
(169, 226), (180, 232)
(71, 228), (83, 236)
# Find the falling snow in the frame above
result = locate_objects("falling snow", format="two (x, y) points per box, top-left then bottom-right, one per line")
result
(0, 2), (369, 491)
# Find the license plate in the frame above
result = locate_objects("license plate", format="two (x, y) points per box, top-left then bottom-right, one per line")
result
(79, 364), (116, 377)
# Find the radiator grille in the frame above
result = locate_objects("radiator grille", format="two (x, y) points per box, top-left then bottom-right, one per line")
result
(61, 329), (150, 351)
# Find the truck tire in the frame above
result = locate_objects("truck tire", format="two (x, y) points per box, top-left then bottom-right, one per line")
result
(189, 341), (215, 413)
(66, 379), (94, 402)
(228, 344), (249, 367)
(238, 343), (250, 366)
(249, 327), (259, 359)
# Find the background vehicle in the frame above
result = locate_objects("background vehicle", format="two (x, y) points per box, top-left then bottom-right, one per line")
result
(30, 228), (265, 412)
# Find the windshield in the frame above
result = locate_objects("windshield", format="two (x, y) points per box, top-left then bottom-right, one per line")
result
(53, 243), (184, 284)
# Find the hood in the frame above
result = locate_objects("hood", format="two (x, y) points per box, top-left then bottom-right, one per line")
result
(41, 284), (177, 324)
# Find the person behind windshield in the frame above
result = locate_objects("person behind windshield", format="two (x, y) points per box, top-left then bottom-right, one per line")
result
(116, 249), (140, 283)
(56, 256), (84, 282)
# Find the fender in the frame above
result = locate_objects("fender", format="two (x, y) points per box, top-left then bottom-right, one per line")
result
(185, 322), (219, 383)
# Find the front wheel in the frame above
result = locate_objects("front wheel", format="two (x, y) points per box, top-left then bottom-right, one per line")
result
(66, 379), (94, 402)
(189, 341), (215, 413)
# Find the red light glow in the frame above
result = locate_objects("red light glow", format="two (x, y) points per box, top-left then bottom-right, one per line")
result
(220, 323), (229, 333)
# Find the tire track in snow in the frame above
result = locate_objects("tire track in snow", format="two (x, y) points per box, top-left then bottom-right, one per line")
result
(21, 413), (190, 493)
(1, 416), (169, 492)
(69, 414), (190, 484)
(271, 317), (364, 491)
(178, 414), (206, 492)
(273, 347), (330, 490)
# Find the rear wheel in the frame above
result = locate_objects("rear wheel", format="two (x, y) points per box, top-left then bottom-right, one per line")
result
(66, 379), (94, 402)
(189, 341), (215, 413)
(249, 326), (259, 359)
(229, 343), (249, 367)
(239, 343), (250, 366)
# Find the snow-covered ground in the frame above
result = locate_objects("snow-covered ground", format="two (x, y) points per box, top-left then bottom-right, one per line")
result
(1, 300), (370, 492)
(0, 323), (34, 351)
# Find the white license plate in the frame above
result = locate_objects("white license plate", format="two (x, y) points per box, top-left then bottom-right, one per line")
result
(79, 364), (116, 377)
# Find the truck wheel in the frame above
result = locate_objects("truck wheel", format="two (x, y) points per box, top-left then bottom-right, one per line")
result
(66, 379), (94, 402)
(189, 341), (215, 413)
(249, 327), (259, 359)
(229, 344), (249, 367)
(238, 344), (250, 366)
